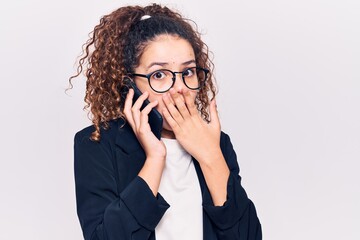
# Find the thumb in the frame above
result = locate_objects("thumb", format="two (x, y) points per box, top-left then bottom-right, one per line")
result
(209, 98), (220, 127)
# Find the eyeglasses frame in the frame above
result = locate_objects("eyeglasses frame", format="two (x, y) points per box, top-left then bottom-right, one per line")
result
(130, 67), (209, 93)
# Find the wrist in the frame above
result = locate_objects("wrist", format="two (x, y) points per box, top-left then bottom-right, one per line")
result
(196, 147), (223, 166)
(138, 157), (165, 196)
(144, 143), (167, 160)
(146, 155), (166, 164)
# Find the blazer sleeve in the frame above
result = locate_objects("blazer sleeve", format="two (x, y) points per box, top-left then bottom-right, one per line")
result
(202, 132), (262, 240)
(74, 132), (169, 240)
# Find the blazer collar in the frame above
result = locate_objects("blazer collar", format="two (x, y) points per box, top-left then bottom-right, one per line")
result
(114, 120), (143, 154)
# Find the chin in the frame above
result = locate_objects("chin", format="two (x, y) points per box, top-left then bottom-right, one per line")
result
(162, 120), (173, 131)
(160, 120), (176, 139)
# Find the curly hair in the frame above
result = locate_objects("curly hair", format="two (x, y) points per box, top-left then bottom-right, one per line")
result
(69, 4), (216, 141)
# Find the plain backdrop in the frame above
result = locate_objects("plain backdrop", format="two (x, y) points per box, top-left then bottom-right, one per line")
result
(0, 0), (359, 239)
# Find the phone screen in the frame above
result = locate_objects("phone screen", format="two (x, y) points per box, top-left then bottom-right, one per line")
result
(120, 78), (163, 139)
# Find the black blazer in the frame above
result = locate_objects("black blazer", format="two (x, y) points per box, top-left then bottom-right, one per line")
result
(74, 119), (262, 240)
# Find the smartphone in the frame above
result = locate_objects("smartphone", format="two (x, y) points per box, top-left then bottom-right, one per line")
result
(120, 78), (163, 139)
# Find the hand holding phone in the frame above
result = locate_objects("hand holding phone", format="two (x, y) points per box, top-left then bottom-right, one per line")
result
(121, 78), (167, 197)
(120, 78), (163, 139)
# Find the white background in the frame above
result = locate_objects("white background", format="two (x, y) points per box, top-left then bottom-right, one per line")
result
(0, 0), (359, 239)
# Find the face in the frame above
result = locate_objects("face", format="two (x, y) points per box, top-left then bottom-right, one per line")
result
(133, 34), (197, 134)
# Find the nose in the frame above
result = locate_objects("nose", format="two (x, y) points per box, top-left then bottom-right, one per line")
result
(172, 72), (186, 92)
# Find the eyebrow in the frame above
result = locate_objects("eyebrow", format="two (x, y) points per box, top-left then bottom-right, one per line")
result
(146, 59), (196, 70)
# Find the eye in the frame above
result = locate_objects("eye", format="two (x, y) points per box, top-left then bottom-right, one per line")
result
(183, 68), (195, 77)
(151, 70), (167, 80)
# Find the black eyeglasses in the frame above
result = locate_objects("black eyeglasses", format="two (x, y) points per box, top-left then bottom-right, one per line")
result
(130, 67), (209, 93)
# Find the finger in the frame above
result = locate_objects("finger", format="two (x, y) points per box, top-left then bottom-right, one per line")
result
(139, 100), (159, 131)
(123, 88), (135, 128)
(183, 88), (198, 116)
(162, 107), (180, 132)
(169, 88), (190, 119)
(132, 91), (149, 110)
(163, 92), (184, 123)
(209, 98), (220, 128)
(131, 91), (149, 129)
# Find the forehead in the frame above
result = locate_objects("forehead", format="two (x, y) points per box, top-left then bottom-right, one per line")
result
(139, 34), (195, 65)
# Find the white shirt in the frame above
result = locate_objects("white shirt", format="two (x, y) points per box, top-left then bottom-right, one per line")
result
(155, 138), (203, 240)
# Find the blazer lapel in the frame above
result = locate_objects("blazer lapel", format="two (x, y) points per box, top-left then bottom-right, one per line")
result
(114, 121), (143, 154)
(193, 157), (218, 240)
(113, 120), (146, 192)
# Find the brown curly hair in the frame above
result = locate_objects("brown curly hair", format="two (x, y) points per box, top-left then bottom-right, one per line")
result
(69, 4), (216, 141)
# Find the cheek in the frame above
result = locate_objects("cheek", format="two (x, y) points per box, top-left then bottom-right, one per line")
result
(134, 79), (150, 94)
(154, 97), (165, 113)
(134, 79), (163, 107)
(146, 93), (165, 116)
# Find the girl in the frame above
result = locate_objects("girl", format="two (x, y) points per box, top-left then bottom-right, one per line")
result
(70, 3), (261, 240)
